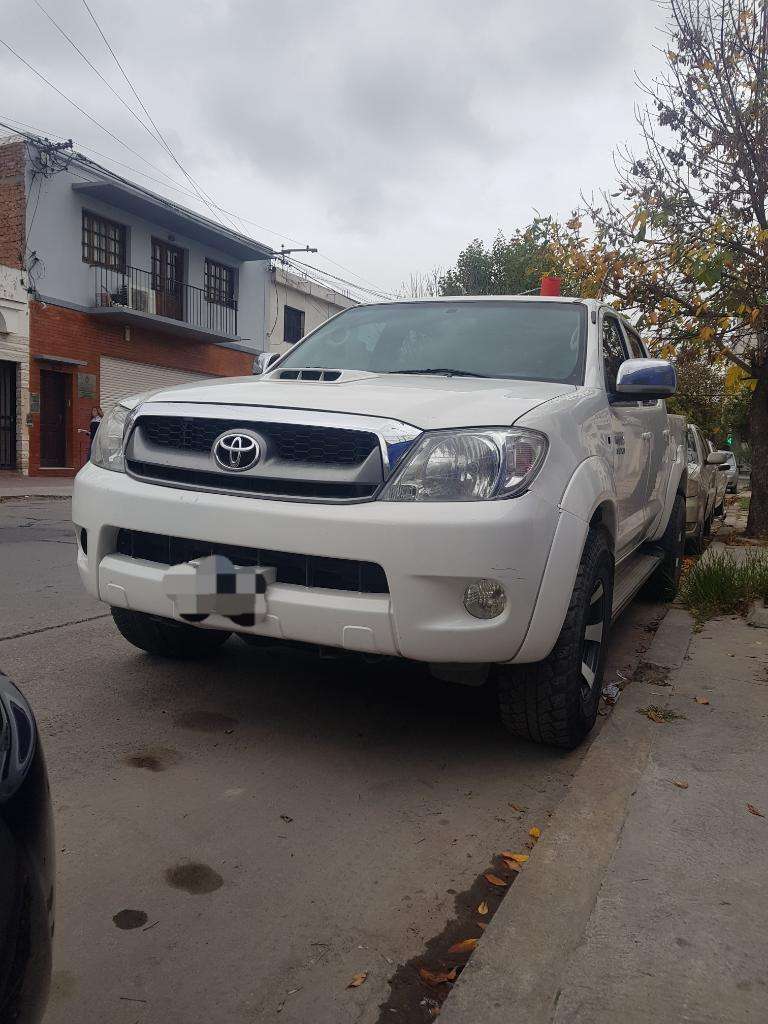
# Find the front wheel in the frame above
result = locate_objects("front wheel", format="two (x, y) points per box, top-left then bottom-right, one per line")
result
(111, 608), (230, 659)
(496, 528), (613, 749)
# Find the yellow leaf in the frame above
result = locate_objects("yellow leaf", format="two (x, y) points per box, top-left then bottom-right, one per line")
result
(528, 827), (542, 841)
(507, 853), (529, 864)
(503, 859), (521, 873)
(477, 901), (489, 915)
(448, 938), (478, 955)
(418, 966), (457, 987)
(347, 972), (368, 989)
(484, 873), (508, 887)
(699, 327), (714, 342)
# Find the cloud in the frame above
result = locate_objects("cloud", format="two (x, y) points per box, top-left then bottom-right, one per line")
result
(0, 0), (667, 289)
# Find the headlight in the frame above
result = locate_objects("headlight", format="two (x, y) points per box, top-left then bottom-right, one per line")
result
(90, 394), (149, 472)
(380, 428), (547, 502)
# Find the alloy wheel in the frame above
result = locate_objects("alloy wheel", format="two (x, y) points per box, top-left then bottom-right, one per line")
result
(580, 579), (605, 698)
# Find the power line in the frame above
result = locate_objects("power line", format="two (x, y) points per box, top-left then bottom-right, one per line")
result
(30, 0), (159, 146)
(79, 0), (239, 232)
(0, 37), (200, 195)
(0, 111), (393, 297)
(283, 256), (391, 300)
(29, 0), (233, 230)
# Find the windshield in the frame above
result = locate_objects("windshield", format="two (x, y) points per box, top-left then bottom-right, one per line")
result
(278, 300), (587, 384)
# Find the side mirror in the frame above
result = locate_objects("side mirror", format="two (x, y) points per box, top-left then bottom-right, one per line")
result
(253, 352), (279, 375)
(615, 358), (676, 399)
(706, 451), (728, 466)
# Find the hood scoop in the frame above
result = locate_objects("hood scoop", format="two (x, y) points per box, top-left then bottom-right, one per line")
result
(275, 368), (342, 382)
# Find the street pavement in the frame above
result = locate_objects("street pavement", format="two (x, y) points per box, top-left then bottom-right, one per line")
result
(0, 497), (664, 1024)
(444, 509), (768, 1024)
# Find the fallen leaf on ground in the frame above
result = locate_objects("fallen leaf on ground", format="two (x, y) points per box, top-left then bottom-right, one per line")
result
(672, 780), (689, 789)
(280, 814), (293, 823)
(694, 697), (710, 705)
(448, 938), (478, 955)
(477, 921), (487, 930)
(502, 859), (521, 872)
(484, 873), (507, 887)
(347, 972), (368, 989)
(529, 827), (541, 840)
(418, 967), (456, 987)
(508, 803), (527, 812)
(504, 853), (529, 864)
(747, 803), (764, 817)
(477, 901), (489, 915)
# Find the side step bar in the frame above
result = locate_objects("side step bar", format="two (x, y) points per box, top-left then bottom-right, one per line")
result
(611, 552), (663, 621)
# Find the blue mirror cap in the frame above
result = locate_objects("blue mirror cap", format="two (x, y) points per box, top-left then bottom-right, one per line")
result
(615, 358), (676, 396)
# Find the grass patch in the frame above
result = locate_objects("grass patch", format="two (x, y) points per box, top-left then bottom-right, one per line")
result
(636, 705), (686, 723)
(738, 496), (751, 512)
(679, 550), (768, 621)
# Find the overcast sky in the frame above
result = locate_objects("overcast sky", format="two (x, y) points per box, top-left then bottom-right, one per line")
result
(1, 0), (668, 294)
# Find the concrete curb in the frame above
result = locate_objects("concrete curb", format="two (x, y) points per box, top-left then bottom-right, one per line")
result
(440, 608), (694, 1024)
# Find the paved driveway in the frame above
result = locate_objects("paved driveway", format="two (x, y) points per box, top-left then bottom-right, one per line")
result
(0, 498), (661, 1024)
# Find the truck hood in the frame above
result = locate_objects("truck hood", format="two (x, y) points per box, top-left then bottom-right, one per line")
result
(144, 372), (574, 430)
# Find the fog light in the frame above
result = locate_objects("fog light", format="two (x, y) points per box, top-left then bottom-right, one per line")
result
(463, 579), (506, 619)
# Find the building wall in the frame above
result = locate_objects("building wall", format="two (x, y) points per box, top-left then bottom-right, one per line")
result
(266, 267), (356, 353)
(0, 263), (30, 471)
(25, 149), (269, 347)
(28, 301), (251, 476)
(0, 139), (24, 269)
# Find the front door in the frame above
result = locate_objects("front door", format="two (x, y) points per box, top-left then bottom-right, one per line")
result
(601, 312), (648, 557)
(0, 361), (17, 470)
(152, 239), (185, 321)
(40, 370), (68, 467)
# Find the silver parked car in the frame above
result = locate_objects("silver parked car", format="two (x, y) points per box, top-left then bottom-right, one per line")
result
(721, 450), (739, 493)
(685, 425), (726, 552)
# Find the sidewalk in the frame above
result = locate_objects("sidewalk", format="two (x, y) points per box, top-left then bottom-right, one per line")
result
(0, 472), (74, 500)
(443, 543), (768, 1022)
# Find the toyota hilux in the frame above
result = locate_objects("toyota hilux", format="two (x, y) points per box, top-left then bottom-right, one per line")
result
(73, 296), (686, 748)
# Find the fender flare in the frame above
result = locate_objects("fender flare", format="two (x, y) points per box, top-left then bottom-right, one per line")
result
(511, 458), (616, 665)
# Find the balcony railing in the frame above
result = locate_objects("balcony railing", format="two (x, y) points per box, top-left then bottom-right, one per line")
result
(93, 265), (238, 338)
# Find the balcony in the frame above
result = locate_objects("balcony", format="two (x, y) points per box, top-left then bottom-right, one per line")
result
(91, 266), (239, 343)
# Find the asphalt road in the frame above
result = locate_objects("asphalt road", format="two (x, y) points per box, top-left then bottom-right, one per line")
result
(0, 497), (663, 1024)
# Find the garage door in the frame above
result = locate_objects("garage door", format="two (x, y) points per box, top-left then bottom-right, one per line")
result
(99, 356), (213, 412)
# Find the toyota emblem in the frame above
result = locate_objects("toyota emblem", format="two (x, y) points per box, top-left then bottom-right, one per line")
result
(213, 430), (261, 472)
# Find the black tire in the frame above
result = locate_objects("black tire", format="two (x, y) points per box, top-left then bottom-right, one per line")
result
(645, 493), (686, 600)
(111, 607), (230, 659)
(496, 528), (613, 750)
(686, 516), (704, 556)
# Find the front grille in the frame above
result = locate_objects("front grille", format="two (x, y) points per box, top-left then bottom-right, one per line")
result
(141, 415), (378, 466)
(126, 461), (378, 501)
(115, 529), (389, 594)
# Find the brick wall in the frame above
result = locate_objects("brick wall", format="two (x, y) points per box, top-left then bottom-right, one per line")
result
(29, 300), (252, 475)
(0, 139), (26, 270)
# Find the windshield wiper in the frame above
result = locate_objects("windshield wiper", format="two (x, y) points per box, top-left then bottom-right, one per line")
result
(388, 368), (492, 378)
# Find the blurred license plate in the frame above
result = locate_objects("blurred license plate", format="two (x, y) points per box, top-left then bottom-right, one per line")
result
(162, 554), (276, 621)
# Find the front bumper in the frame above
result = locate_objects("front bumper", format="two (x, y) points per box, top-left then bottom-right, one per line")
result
(73, 463), (563, 664)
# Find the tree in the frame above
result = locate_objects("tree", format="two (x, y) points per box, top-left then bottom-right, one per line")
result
(586, 0), (768, 535)
(438, 216), (612, 298)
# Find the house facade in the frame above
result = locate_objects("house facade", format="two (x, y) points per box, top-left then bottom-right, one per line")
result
(0, 133), (274, 475)
(266, 265), (356, 354)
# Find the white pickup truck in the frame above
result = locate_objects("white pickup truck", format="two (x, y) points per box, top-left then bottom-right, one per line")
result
(73, 296), (686, 748)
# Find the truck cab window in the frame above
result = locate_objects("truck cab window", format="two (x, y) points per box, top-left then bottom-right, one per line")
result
(602, 316), (628, 393)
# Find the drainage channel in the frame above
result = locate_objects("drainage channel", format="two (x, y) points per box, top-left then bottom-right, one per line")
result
(375, 834), (538, 1022)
